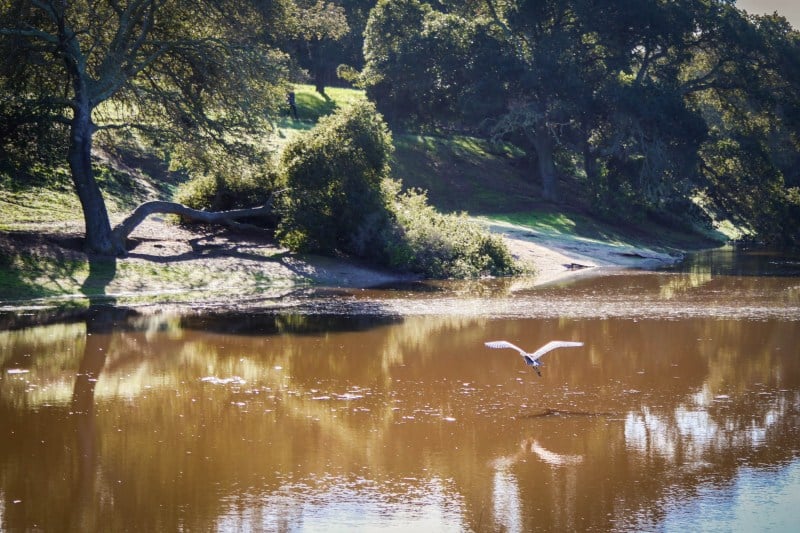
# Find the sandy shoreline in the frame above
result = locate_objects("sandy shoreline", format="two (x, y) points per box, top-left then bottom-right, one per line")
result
(0, 217), (684, 313)
(483, 218), (683, 286)
(116, 217), (682, 290)
(119, 217), (682, 289)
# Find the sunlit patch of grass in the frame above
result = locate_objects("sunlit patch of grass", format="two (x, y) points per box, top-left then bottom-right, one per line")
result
(712, 219), (747, 241)
(0, 243), (306, 307)
(271, 85), (367, 153)
(0, 188), (83, 224)
(293, 88), (336, 119)
(0, 253), (88, 300)
(290, 84), (366, 122)
(391, 133), (534, 214)
(481, 210), (640, 247)
(394, 134), (521, 161)
(482, 208), (724, 251)
(0, 167), (82, 224)
(94, 164), (153, 212)
(1, 154), (173, 227)
(489, 211), (578, 234)
(449, 135), (524, 160)
(690, 192), (746, 243)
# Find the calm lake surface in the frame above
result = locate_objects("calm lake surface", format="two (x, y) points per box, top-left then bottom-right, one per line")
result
(1, 248), (799, 531)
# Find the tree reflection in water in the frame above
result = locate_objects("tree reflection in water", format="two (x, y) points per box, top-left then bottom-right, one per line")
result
(0, 301), (798, 531)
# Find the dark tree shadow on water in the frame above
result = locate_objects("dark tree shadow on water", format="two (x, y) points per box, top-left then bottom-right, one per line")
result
(68, 305), (136, 530)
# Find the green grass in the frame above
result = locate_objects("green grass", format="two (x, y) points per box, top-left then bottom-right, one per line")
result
(0, 251), (114, 302)
(481, 207), (726, 251)
(267, 85), (367, 154)
(391, 134), (536, 214)
(481, 209), (633, 245)
(0, 170), (159, 227)
(0, 165), (83, 226)
(273, 84), (368, 145)
(489, 211), (579, 234)
(270, 86), (537, 217)
(272, 86), (535, 218)
(294, 85), (366, 119)
(0, 142), (183, 227)
(0, 244), (301, 308)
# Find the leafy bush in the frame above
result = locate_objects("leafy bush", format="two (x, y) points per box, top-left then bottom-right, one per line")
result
(277, 101), (521, 278)
(175, 167), (279, 213)
(385, 185), (521, 278)
(277, 100), (394, 256)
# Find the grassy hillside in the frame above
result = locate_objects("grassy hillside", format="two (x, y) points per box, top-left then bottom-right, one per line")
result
(1, 85), (719, 231)
(1, 84), (725, 280)
(285, 88), (727, 249)
(0, 142), (183, 229)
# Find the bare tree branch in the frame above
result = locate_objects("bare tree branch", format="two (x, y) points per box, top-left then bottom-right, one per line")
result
(112, 194), (283, 244)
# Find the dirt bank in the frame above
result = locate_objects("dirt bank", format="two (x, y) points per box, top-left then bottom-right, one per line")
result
(0, 215), (683, 312)
(483, 218), (683, 286)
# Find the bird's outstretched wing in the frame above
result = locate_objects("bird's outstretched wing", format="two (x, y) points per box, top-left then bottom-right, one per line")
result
(530, 341), (584, 362)
(485, 340), (528, 355)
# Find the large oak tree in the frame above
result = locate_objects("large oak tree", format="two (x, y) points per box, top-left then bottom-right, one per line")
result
(1, 0), (293, 254)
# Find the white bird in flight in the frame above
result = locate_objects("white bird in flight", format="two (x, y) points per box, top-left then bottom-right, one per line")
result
(484, 340), (584, 376)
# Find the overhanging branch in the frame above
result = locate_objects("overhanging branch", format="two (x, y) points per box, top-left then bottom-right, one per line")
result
(111, 199), (279, 244)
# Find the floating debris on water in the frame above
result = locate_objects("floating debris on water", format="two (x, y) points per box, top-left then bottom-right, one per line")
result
(335, 392), (364, 401)
(200, 376), (246, 385)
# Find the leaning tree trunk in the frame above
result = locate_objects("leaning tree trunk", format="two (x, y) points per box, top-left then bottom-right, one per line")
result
(67, 86), (278, 256)
(112, 200), (278, 248)
(68, 98), (122, 255)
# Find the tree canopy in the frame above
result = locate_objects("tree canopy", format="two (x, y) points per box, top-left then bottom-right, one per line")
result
(361, 0), (800, 243)
(1, 0), (294, 254)
(2, 0), (799, 251)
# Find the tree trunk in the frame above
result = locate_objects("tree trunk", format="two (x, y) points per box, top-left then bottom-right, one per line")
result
(314, 72), (327, 96)
(583, 139), (599, 184)
(312, 41), (328, 97)
(532, 123), (558, 202)
(68, 102), (123, 255)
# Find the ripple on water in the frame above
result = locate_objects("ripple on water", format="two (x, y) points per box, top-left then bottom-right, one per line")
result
(216, 474), (467, 532)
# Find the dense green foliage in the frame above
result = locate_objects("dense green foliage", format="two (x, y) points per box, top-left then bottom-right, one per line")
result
(386, 184), (521, 278)
(286, 0), (375, 95)
(1, 0), (295, 253)
(277, 101), (393, 255)
(174, 168), (280, 214)
(277, 101), (521, 277)
(361, 0), (800, 245)
(3, 0), (799, 260)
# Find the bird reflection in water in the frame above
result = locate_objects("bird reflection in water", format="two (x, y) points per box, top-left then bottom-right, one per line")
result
(491, 437), (584, 470)
(490, 437), (584, 532)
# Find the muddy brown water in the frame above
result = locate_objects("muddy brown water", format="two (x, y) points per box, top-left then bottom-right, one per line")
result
(1, 248), (799, 531)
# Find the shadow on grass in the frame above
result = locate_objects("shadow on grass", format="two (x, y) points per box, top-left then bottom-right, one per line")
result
(0, 244), (81, 302)
(0, 231), (120, 307)
(392, 134), (538, 214)
(294, 90), (336, 121)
